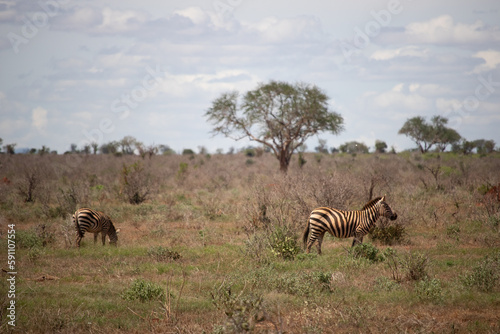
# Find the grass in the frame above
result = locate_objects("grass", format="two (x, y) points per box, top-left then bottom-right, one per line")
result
(1, 152), (500, 333)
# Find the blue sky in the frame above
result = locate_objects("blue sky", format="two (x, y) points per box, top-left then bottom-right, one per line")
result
(0, 0), (499, 153)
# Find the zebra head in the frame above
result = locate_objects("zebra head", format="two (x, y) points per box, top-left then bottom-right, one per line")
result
(378, 196), (398, 221)
(109, 226), (120, 246)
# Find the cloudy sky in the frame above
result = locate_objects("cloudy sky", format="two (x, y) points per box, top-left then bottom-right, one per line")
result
(1, 0), (499, 154)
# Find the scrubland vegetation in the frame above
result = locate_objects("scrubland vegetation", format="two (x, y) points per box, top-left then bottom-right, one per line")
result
(0, 151), (499, 333)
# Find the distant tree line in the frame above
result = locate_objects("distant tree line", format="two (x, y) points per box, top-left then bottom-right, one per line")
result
(0, 112), (497, 160)
(398, 115), (496, 154)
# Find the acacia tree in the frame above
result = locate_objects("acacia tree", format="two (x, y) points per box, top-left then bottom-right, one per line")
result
(398, 115), (460, 153)
(205, 81), (344, 172)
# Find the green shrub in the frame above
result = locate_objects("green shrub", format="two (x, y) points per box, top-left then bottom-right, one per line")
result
(369, 222), (406, 245)
(271, 271), (333, 296)
(211, 282), (265, 333)
(415, 278), (443, 303)
(244, 148), (256, 157)
(177, 162), (189, 180)
(27, 246), (44, 263)
(122, 279), (165, 302)
(374, 276), (400, 291)
(147, 246), (181, 262)
(268, 225), (301, 260)
(17, 230), (43, 249)
(349, 243), (383, 262)
(461, 252), (500, 292)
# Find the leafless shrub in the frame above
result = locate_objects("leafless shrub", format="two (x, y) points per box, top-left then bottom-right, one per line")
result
(120, 160), (153, 204)
(16, 163), (45, 202)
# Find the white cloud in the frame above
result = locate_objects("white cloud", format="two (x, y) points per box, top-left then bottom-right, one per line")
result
(370, 46), (430, 60)
(173, 7), (209, 25)
(244, 15), (324, 44)
(471, 50), (500, 73)
(98, 7), (150, 34)
(408, 83), (453, 97)
(369, 84), (432, 115)
(435, 98), (461, 114)
(53, 6), (103, 30)
(32, 106), (48, 132)
(155, 69), (258, 99)
(405, 15), (500, 45)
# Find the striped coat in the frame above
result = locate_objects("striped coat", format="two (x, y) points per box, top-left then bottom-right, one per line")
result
(73, 208), (119, 247)
(303, 196), (397, 254)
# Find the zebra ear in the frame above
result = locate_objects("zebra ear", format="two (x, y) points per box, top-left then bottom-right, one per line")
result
(116, 228), (121, 234)
(381, 195), (386, 202)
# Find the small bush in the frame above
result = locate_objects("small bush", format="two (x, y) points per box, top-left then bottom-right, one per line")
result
(122, 279), (165, 302)
(415, 278), (443, 303)
(383, 249), (429, 282)
(147, 246), (181, 262)
(268, 225), (301, 260)
(16, 230), (43, 249)
(211, 282), (265, 333)
(270, 271), (334, 296)
(176, 162), (189, 180)
(402, 251), (429, 281)
(446, 224), (460, 240)
(244, 232), (272, 264)
(374, 276), (400, 291)
(384, 247), (403, 282)
(461, 252), (500, 292)
(349, 243), (383, 263)
(121, 161), (151, 204)
(369, 222), (406, 245)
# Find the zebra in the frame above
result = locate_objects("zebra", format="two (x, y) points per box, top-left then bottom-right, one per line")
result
(73, 208), (119, 247)
(302, 196), (397, 254)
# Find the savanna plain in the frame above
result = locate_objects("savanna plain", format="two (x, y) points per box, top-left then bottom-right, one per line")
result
(0, 151), (499, 333)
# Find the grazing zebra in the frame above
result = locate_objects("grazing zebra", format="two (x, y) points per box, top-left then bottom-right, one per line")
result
(303, 196), (397, 254)
(73, 208), (119, 247)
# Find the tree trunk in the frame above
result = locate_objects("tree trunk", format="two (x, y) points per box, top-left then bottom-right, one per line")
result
(278, 150), (290, 173)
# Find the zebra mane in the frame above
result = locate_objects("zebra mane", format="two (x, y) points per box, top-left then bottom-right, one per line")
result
(361, 197), (383, 210)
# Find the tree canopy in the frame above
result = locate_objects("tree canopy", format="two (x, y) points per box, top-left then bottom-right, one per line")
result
(205, 81), (344, 172)
(398, 116), (461, 153)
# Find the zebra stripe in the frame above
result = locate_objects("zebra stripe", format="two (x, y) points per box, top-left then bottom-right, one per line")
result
(303, 196), (397, 254)
(73, 208), (118, 247)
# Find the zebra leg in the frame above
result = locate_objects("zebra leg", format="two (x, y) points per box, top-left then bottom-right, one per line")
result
(316, 232), (325, 255)
(306, 236), (316, 254)
(75, 234), (82, 248)
(102, 233), (107, 246)
(94, 233), (99, 244)
(351, 235), (364, 247)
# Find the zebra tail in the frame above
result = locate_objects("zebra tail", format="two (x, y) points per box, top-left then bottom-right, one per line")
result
(73, 213), (84, 238)
(302, 221), (310, 248)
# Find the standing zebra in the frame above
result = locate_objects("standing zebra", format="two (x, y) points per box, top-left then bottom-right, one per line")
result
(303, 196), (397, 254)
(73, 208), (119, 247)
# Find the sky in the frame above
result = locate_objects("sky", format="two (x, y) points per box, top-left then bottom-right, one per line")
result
(0, 0), (499, 154)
